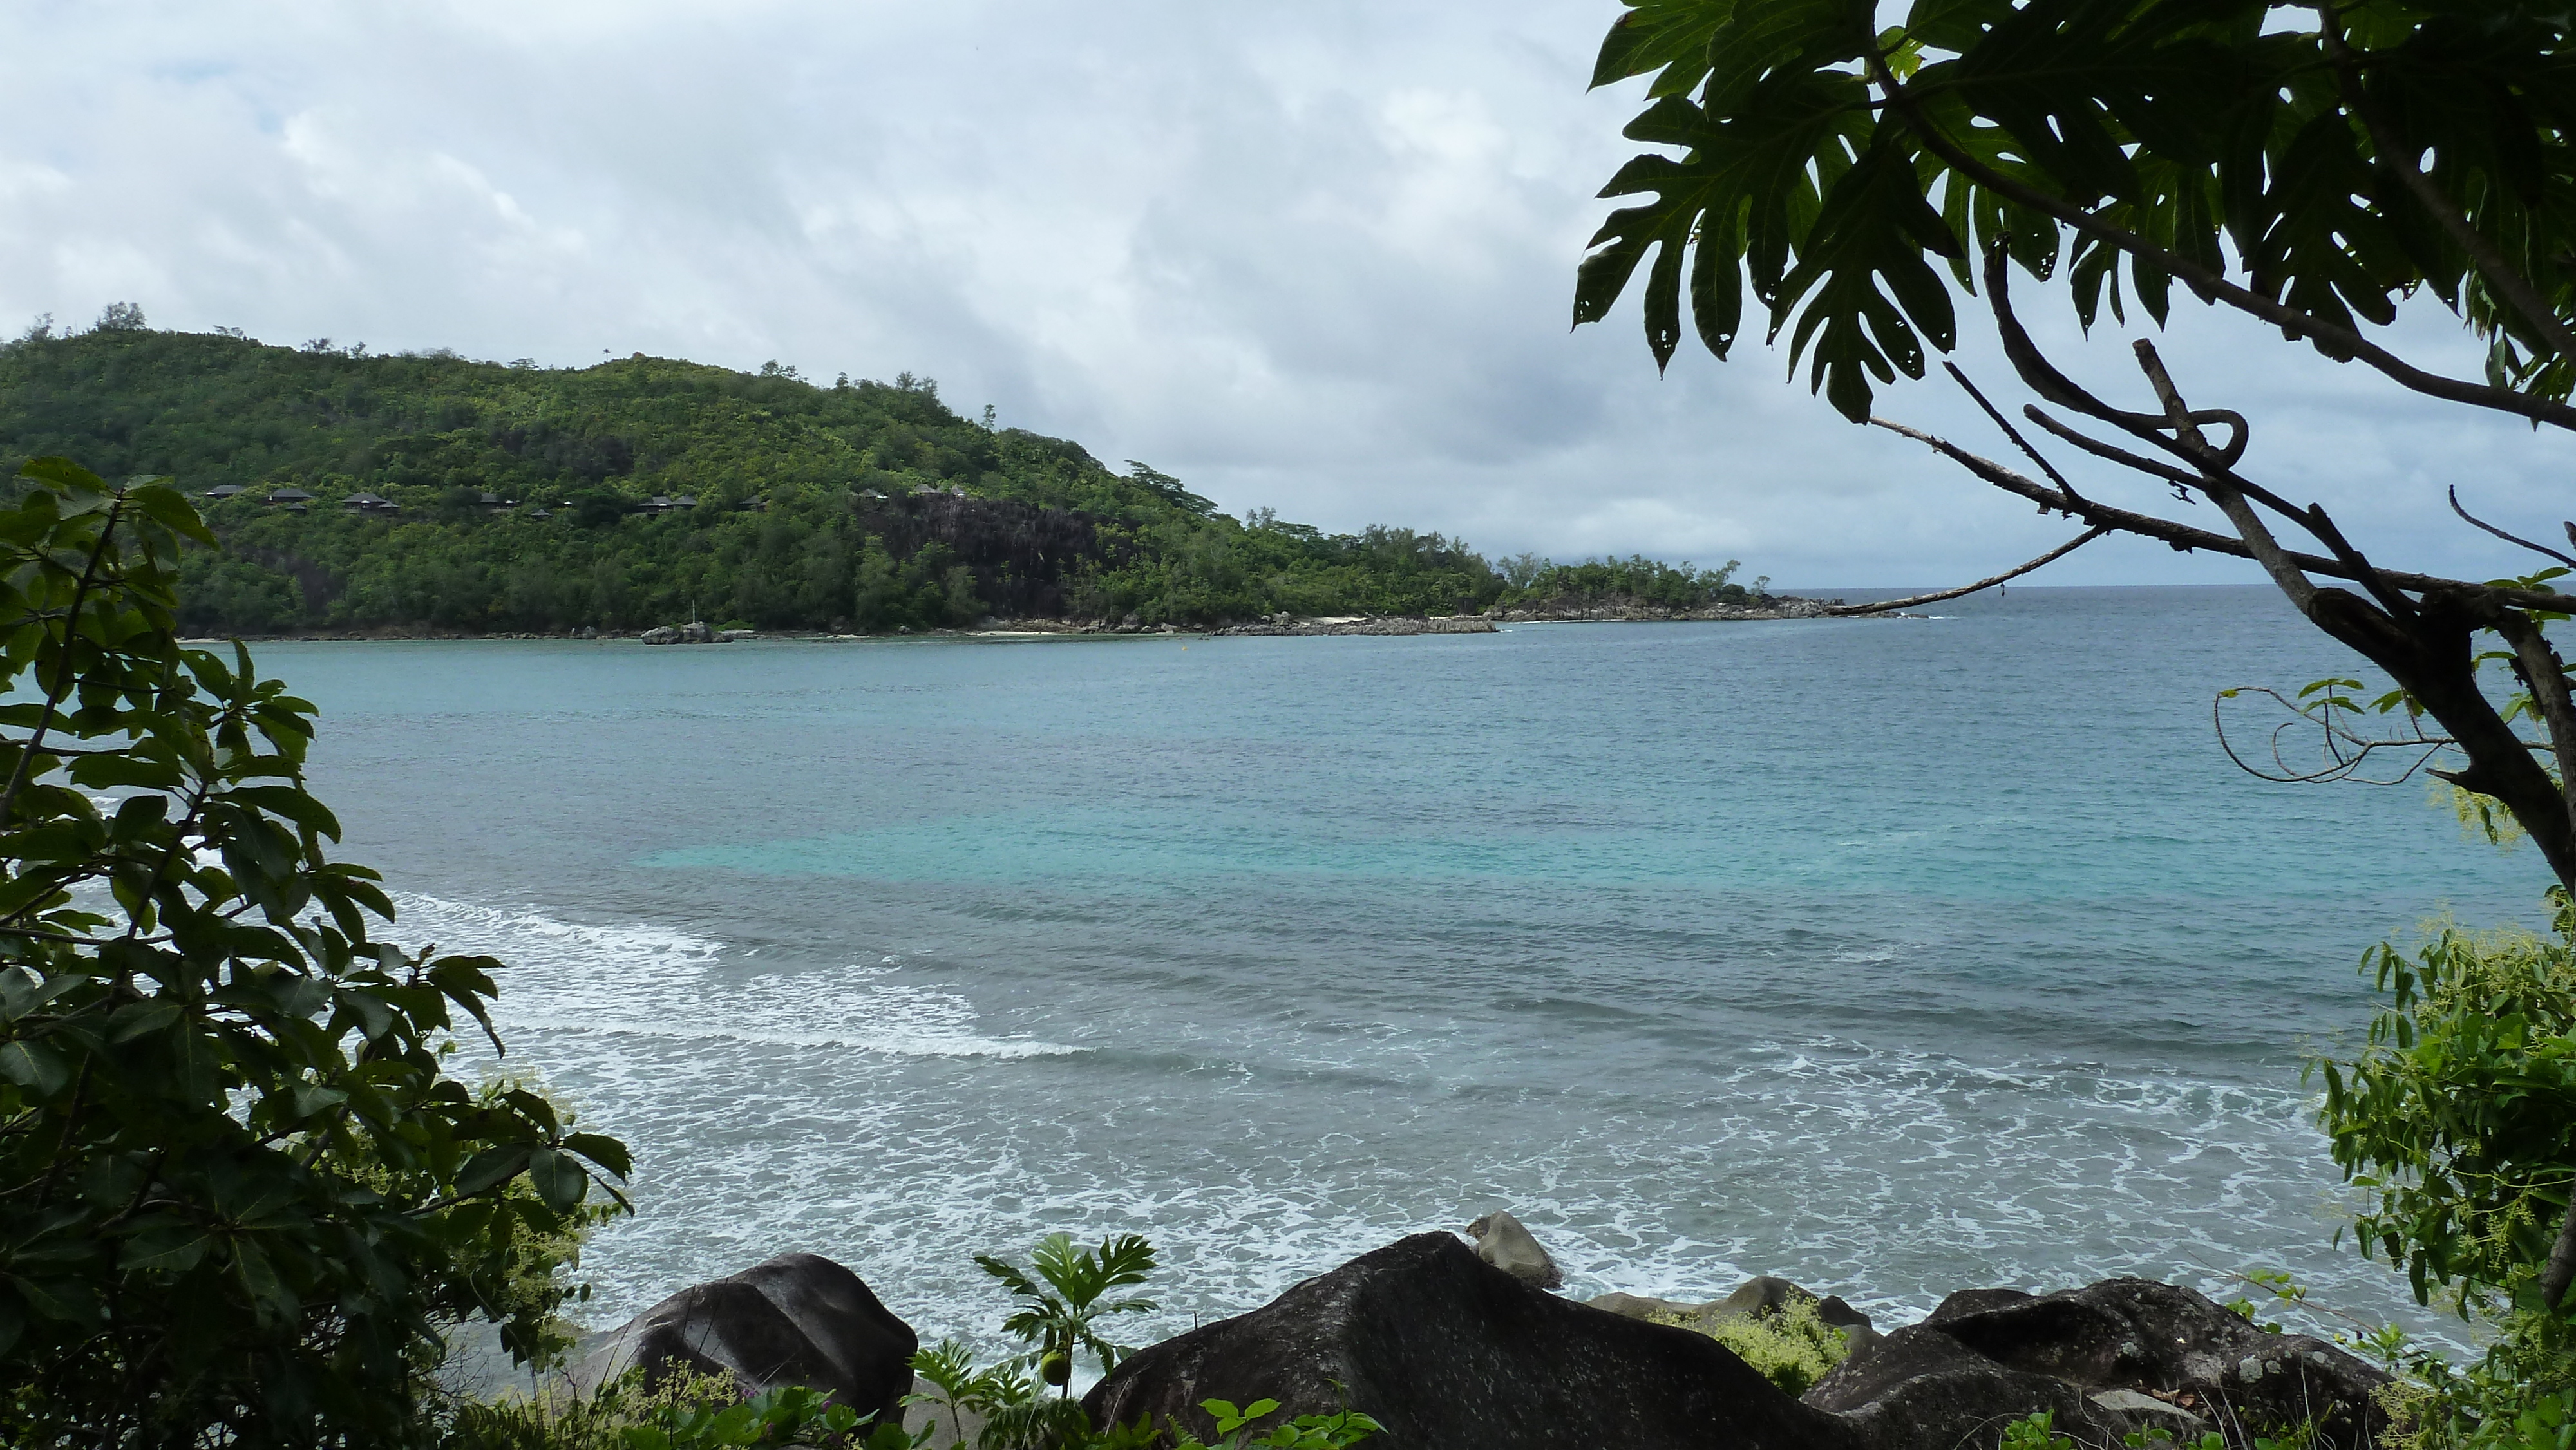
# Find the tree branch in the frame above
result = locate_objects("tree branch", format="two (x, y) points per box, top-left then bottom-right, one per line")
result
(2490, 610), (2576, 831)
(1864, 419), (2573, 609)
(2448, 485), (2576, 570)
(2541, 1194), (2576, 1315)
(1827, 527), (2111, 614)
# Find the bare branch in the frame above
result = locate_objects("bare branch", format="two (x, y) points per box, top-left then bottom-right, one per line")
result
(2212, 686), (2467, 786)
(2491, 610), (2576, 830)
(1944, 363), (2087, 505)
(2132, 341), (2322, 609)
(2021, 406), (2206, 493)
(1865, 417), (2576, 612)
(2449, 485), (2576, 569)
(1828, 527), (2112, 615)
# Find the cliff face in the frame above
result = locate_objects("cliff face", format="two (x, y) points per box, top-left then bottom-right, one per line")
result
(853, 491), (1128, 621)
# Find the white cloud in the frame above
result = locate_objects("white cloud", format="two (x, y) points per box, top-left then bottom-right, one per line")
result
(0, 0), (2564, 587)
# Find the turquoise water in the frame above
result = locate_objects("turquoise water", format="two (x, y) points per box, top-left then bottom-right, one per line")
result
(262, 587), (2539, 1348)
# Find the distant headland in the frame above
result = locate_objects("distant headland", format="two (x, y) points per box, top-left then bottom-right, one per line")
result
(0, 321), (1796, 639)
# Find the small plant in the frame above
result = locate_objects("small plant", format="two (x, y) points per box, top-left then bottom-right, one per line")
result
(1165, 1397), (1383, 1450)
(910, 1338), (1043, 1450)
(2223, 1270), (2309, 1335)
(442, 1366), (748, 1450)
(904, 1234), (1379, 1450)
(975, 1232), (1159, 1395)
(2003, 1411), (2078, 1450)
(621, 1383), (907, 1449)
(1654, 1296), (1853, 1397)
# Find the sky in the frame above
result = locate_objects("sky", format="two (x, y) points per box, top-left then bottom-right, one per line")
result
(1, 1), (2568, 588)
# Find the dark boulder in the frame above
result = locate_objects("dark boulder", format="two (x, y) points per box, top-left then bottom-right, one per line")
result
(1810, 1279), (2389, 1450)
(1083, 1232), (1853, 1450)
(568, 1253), (916, 1431)
(1808, 1324), (2133, 1450)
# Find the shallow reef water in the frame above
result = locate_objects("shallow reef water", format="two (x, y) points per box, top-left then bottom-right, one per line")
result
(264, 585), (2535, 1351)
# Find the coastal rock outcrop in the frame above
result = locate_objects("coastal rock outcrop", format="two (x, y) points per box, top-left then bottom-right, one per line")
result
(1464, 1209), (1562, 1290)
(1082, 1231), (1849, 1450)
(1809, 1279), (2389, 1450)
(567, 1252), (916, 1430)
(1213, 616), (1498, 637)
(639, 621), (725, 644)
(1087, 1237), (2386, 1450)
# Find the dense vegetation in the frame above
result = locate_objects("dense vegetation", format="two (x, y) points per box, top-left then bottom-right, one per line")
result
(0, 462), (629, 1445)
(0, 317), (1765, 636)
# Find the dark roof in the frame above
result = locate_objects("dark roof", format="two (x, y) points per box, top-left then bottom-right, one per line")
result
(672, 495), (698, 508)
(529, 508), (554, 519)
(266, 488), (314, 502)
(204, 485), (247, 498)
(344, 493), (388, 506)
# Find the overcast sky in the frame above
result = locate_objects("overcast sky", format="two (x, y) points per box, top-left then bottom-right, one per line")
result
(3, 1), (2567, 587)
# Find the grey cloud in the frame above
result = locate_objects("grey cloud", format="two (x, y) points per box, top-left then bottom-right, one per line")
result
(0, 1), (2564, 587)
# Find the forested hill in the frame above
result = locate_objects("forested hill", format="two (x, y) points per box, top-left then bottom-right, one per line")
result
(0, 319), (1759, 635)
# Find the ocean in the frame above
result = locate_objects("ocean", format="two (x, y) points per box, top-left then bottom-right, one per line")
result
(260, 585), (2539, 1355)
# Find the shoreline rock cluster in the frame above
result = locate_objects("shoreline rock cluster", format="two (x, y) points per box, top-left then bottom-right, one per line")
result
(187, 597), (1866, 646)
(520, 1210), (2391, 1450)
(1211, 615), (1500, 637)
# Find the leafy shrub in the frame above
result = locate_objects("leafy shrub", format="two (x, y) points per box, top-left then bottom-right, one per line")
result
(1653, 1296), (1852, 1397)
(2309, 901), (2576, 1450)
(0, 460), (630, 1445)
(440, 1366), (741, 1450)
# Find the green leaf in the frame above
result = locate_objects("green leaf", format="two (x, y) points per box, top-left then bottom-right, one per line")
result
(525, 1147), (589, 1213)
(565, 1131), (634, 1181)
(108, 998), (182, 1043)
(455, 1145), (533, 1198)
(0, 1037), (70, 1096)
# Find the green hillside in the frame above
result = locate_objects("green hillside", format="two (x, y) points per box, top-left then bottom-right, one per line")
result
(0, 317), (1757, 634)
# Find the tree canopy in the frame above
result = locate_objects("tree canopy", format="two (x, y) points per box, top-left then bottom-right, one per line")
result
(1579, 0), (2576, 424)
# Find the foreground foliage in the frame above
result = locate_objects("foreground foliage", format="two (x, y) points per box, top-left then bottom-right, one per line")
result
(0, 460), (630, 1445)
(2313, 904), (2576, 1449)
(447, 1232), (1375, 1450)
(0, 321), (1765, 634)
(1578, 0), (2576, 1348)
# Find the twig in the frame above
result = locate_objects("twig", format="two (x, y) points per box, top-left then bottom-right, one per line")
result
(1866, 418), (2575, 610)
(2212, 688), (2459, 786)
(1827, 527), (2111, 614)
(1945, 362), (2087, 506)
(2448, 486), (2576, 570)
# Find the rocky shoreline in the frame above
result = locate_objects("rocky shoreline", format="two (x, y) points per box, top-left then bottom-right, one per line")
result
(469, 1211), (2392, 1450)
(199, 595), (1863, 646)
